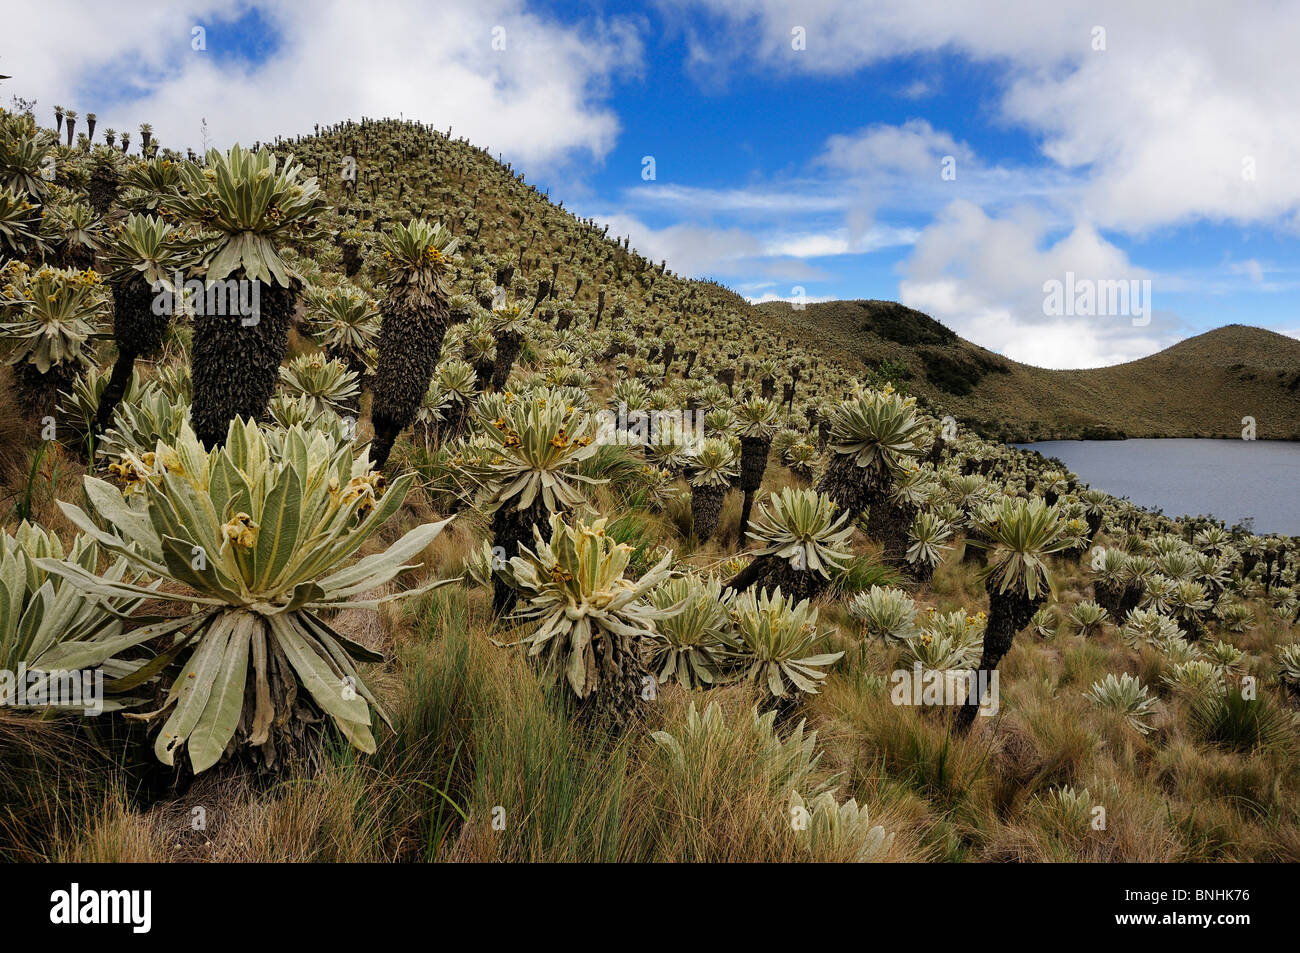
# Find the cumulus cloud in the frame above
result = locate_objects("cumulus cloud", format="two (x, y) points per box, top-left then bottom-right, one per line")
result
(3, 0), (642, 171)
(898, 200), (1183, 368)
(665, 0), (1300, 232)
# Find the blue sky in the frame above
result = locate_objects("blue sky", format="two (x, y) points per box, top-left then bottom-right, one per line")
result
(8, 0), (1299, 367)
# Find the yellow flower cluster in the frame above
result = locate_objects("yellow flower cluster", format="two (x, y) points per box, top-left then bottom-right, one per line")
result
(106, 457), (149, 494)
(337, 471), (385, 514)
(222, 512), (259, 549)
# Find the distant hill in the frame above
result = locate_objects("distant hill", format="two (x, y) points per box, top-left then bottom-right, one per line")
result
(753, 300), (1300, 442)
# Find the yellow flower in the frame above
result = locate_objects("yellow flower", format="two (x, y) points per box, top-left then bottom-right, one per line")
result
(221, 512), (259, 549)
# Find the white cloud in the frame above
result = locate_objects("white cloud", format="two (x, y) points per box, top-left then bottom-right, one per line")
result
(622, 182), (846, 215)
(898, 200), (1181, 368)
(762, 225), (918, 258)
(1230, 259), (1265, 284)
(745, 291), (837, 305)
(821, 119), (974, 177)
(3, 0), (642, 171)
(668, 0), (1300, 232)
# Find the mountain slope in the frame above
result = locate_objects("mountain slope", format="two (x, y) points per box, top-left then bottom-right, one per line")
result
(267, 121), (1296, 444)
(754, 300), (1300, 442)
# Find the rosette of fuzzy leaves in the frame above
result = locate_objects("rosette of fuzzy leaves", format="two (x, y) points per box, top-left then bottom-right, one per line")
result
(166, 144), (328, 287)
(727, 487), (853, 600)
(643, 574), (738, 689)
(39, 418), (454, 773)
(304, 284), (380, 380)
(502, 514), (678, 727)
(0, 262), (107, 413)
(728, 587), (843, 701)
(1, 522), (161, 712)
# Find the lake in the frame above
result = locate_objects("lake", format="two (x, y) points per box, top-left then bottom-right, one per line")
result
(1012, 439), (1300, 536)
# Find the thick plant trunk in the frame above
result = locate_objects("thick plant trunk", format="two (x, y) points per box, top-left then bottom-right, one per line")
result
(14, 362), (79, 420)
(955, 587), (1044, 734)
(907, 559), (935, 586)
(491, 496), (550, 616)
(88, 168), (120, 216)
(370, 298), (449, 469)
(581, 627), (652, 733)
(191, 278), (296, 449)
(96, 279), (168, 435)
(491, 330), (523, 391)
(816, 453), (869, 521)
(690, 483), (728, 544)
(95, 351), (136, 434)
(737, 434), (769, 540)
(866, 498), (915, 565)
(723, 553), (829, 602)
(437, 397), (471, 444)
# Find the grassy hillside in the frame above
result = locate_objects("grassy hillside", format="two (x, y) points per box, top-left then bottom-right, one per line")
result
(755, 300), (1300, 442)
(2, 104), (1299, 867)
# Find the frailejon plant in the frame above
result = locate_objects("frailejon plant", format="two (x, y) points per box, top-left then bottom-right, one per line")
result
(1161, 659), (1223, 697)
(1068, 600), (1109, 637)
(727, 587), (843, 704)
(97, 379), (191, 470)
(643, 574), (738, 690)
(848, 585), (919, 643)
(278, 352), (361, 419)
(735, 396), (780, 537)
(1, 522), (162, 712)
(788, 789), (894, 862)
(501, 514), (677, 729)
(0, 186), (44, 256)
(304, 284), (380, 381)
(40, 418), (454, 773)
(0, 262), (107, 414)
(1083, 672), (1158, 734)
(687, 437), (737, 544)
(469, 388), (600, 614)
(905, 509), (953, 584)
(957, 496), (1069, 733)
(489, 298), (528, 390)
(95, 213), (186, 433)
(725, 487), (852, 601)
(814, 387), (929, 564)
(1276, 642), (1300, 698)
(370, 218), (459, 469)
(433, 357), (478, 441)
(165, 145), (329, 448)
(59, 364), (132, 446)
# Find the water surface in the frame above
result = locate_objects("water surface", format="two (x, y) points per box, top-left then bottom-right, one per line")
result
(1013, 439), (1300, 536)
